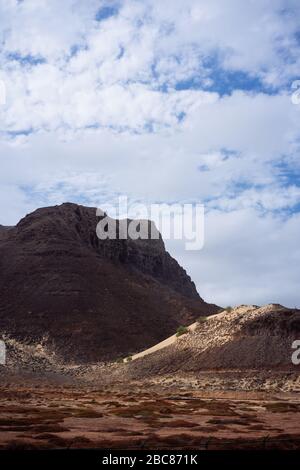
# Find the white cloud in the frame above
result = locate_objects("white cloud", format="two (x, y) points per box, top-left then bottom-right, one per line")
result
(0, 0), (99, 59)
(170, 209), (300, 308)
(1, 0), (300, 134)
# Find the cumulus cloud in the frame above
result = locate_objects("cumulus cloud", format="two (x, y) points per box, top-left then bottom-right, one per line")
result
(1, 0), (300, 133)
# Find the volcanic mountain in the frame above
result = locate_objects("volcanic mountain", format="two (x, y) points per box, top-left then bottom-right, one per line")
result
(0, 203), (218, 362)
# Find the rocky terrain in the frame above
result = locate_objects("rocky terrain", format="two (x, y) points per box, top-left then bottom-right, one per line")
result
(1, 317), (300, 451)
(0, 203), (218, 363)
(1, 304), (299, 394)
(125, 305), (300, 388)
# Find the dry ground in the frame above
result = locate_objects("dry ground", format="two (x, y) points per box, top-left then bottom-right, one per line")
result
(0, 382), (300, 450)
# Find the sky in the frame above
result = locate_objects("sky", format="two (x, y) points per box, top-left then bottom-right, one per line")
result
(0, 0), (300, 307)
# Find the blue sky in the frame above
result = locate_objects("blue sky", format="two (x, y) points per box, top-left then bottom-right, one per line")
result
(95, 4), (119, 22)
(0, 0), (300, 307)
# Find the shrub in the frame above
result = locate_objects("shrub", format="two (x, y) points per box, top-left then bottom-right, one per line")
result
(225, 306), (233, 313)
(176, 326), (188, 337)
(115, 357), (124, 364)
(126, 355), (133, 362)
(197, 316), (208, 323)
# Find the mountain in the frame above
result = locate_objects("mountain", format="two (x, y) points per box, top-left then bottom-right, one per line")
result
(125, 304), (300, 380)
(0, 203), (218, 362)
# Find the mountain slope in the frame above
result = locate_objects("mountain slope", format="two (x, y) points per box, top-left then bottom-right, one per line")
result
(0, 203), (218, 362)
(125, 304), (300, 379)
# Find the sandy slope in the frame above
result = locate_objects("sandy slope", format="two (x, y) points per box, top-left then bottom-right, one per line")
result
(126, 321), (199, 362)
(2, 304), (300, 393)
(125, 304), (300, 380)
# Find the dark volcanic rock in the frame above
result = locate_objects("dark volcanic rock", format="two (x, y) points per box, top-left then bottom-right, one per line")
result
(0, 203), (218, 362)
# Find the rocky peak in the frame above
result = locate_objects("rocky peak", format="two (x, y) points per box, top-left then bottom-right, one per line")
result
(14, 202), (199, 299)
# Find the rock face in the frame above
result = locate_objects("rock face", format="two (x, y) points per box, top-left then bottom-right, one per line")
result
(0, 203), (218, 362)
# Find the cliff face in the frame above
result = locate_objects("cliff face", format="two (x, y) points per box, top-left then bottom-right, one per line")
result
(0, 203), (218, 362)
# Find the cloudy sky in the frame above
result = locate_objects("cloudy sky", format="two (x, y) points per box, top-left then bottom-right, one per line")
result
(0, 0), (300, 307)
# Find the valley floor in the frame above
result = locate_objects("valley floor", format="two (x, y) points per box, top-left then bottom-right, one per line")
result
(0, 378), (300, 450)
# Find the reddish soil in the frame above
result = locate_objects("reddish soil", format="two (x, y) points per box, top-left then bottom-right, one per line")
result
(0, 383), (299, 450)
